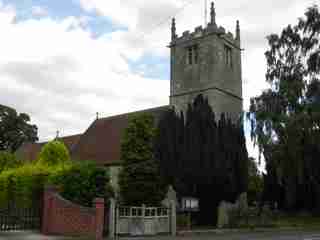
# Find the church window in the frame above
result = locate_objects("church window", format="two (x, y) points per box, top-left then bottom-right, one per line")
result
(193, 45), (199, 64)
(186, 45), (199, 65)
(224, 45), (232, 67)
(188, 47), (193, 64)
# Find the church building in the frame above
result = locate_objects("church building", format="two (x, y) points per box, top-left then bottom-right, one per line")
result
(18, 2), (243, 192)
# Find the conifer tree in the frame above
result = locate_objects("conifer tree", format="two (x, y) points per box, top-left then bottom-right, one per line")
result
(155, 94), (248, 225)
(119, 113), (164, 205)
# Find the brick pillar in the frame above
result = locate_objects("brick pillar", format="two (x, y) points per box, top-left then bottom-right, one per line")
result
(94, 198), (105, 240)
(42, 185), (58, 235)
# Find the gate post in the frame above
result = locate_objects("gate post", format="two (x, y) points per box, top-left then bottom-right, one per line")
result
(42, 185), (58, 235)
(170, 200), (176, 236)
(94, 198), (105, 240)
(108, 198), (116, 239)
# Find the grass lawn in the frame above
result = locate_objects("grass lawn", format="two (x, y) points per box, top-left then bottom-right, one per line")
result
(274, 214), (320, 228)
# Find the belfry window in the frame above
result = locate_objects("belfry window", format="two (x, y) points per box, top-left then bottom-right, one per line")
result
(188, 47), (193, 64)
(224, 45), (232, 67)
(193, 45), (198, 64)
(186, 45), (199, 65)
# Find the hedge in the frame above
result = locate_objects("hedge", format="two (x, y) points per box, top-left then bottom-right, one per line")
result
(48, 161), (113, 207)
(0, 161), (113, 208)
(0, 163), (54, 208)
(0, 138), (113, 208)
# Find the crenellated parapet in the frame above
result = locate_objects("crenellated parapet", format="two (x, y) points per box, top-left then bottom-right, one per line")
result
(170, 1), (240, 48)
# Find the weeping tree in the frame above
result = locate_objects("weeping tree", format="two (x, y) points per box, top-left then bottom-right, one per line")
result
(155, 94), (248, 225)
(247, 5), (320, 211)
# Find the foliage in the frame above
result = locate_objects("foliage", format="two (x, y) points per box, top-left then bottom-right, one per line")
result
(119, 113), (165, 205)
(38, 140), (70, 166)
(0, 160), (114, 208)
(49, 161), (113, 207)
(247, 5), (320, 211)
(247, 157), (264, 206)
(176, 214), (190, 229)
(155, 94), (248, 225)
(0, 151), (22, 173)
(0, 163), (51, 208)
(0, 104), (38, 153)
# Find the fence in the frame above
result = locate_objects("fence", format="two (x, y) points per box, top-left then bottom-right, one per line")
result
(0, 206), (42, 231)
(0, 190), (43, 232)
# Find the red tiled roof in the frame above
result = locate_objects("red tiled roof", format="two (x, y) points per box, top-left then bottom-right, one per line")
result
(17, 134), (82, 162)
(60, 134), (82, 151)
(17, 142), (44, 162)
(71, 105), (170, 166)
(18, 106), (171, 165)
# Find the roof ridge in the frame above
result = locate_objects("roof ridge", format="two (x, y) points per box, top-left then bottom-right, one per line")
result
(60, 133), (82, 138)
(96, 105), (170, 122)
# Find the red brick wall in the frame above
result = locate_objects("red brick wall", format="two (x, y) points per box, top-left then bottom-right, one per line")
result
(42, 185), (105, 240)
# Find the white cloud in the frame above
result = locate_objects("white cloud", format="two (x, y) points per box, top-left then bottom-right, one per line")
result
(31, 6), (48, 17)
(0, 2), (169, 141)
(0, 2), (15, 24)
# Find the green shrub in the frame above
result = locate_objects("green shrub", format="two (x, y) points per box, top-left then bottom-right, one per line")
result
(177, 214), (190, 229)
(0, 163), (51, 208)
(0, 151), (22, 173)
(0, 152), (113, 208)
(48, 161), (114, 207)
(38, 140), (70, 166)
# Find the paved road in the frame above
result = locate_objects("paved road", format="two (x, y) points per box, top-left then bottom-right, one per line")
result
(152, 231), (320, 240)
(1, 230), (320, 240)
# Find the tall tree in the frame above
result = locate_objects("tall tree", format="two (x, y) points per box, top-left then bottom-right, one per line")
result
(247, 5), (320, 211)
(155, 94), (248, 225)
(118, 113), (165, 205)
(0, 105), (38, 153)
(247, 157), (263, 206)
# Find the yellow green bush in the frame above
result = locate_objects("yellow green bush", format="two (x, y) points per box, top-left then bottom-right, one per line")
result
(37, 140), (70, 166)
(0, 163), (53, 208)
(0, 139), (113, 208)
(0, 151), (22, 173)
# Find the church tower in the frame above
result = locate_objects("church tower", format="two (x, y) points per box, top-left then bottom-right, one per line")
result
(169, 2), (243, 121)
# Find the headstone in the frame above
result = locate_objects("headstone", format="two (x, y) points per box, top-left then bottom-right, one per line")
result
(217, 201), (229, 228)
(217, 192), (248, 228)
(237, 192), (248, 216)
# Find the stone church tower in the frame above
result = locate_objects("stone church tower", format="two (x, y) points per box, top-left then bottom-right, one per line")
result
(169, 2), (243, 121)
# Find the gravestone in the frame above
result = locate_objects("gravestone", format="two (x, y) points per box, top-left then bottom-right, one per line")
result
(217, 192), (248, 228)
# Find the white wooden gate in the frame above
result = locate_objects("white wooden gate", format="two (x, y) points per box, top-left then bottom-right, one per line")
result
(108, 199), (176, 237)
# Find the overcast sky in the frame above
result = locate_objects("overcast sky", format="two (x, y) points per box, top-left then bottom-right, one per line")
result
(0, 0), (317, 164)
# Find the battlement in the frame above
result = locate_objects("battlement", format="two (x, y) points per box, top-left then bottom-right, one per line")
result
(170, 1), (240, 48)
(173, 24), (237, 45)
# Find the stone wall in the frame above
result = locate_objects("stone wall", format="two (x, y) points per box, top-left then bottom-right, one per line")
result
(42, 185), (105, 240)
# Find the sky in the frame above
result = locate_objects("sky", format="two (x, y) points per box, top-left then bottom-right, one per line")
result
(0, 0), (317, 168)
